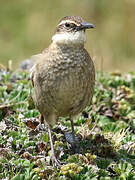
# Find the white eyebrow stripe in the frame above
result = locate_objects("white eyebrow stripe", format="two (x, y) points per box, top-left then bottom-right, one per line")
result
(58, 20), (79, 26)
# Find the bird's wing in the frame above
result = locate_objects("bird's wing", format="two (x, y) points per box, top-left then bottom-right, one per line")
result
(30, 64), (35, 87)
(84, 48), (95, 83)
(29, 53), (43, 87)
(29, 47), (50, 87)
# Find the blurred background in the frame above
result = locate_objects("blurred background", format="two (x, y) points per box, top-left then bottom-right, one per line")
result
(0, 0), (135, 72)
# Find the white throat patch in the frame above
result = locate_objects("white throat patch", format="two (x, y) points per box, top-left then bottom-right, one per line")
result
(52, 31), (86, 45)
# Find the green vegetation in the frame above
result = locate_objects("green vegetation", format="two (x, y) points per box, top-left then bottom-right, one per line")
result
(0, 69), (135, 179)
(0, 1), (134, 179)
(0, 0), (135, 71)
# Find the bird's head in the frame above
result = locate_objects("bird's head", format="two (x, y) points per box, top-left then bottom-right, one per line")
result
(52, 16), (95, 46)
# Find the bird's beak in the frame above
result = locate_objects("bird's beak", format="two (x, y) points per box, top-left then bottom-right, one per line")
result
(77, 22), (95, 31)
(81, 22), (95, 29)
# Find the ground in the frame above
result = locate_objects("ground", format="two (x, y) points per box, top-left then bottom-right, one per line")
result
(0, 69), (135, 179)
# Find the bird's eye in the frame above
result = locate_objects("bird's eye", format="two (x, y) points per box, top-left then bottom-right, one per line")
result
(65, 23), (71, 28)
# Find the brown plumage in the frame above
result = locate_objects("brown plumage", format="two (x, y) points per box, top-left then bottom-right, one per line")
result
(30, 16), (95, 167)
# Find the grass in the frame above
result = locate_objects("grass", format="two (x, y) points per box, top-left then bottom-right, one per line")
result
(0, 69), (135, 179)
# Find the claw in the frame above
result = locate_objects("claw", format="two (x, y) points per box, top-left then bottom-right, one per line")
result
(51, 155), (66, 168)
(65, 131), (79, 153)
(52, 155), (61, 167)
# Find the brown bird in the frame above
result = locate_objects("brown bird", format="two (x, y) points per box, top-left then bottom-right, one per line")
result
(30, 16), (95, 167)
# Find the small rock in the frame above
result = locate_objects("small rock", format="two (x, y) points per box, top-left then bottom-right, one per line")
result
(20, 59), (34, 70)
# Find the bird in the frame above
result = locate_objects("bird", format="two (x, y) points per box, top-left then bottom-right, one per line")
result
(30, 16), (95, 167)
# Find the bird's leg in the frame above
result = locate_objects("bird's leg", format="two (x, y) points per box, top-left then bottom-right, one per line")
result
(39, 114), (44, 124)
(70, 118), (76, 143)
(48, 126), (61, 167)
(70, 118), (79, 153)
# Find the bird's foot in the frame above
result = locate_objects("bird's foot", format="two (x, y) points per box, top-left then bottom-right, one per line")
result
(72, 143), (79, 154)
(64, 132), (79, 153)
(51, 155), (65, 168)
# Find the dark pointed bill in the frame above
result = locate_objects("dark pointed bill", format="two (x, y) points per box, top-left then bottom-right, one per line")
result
(81, 22), (95, 29)
(77, 22), (95, 31)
